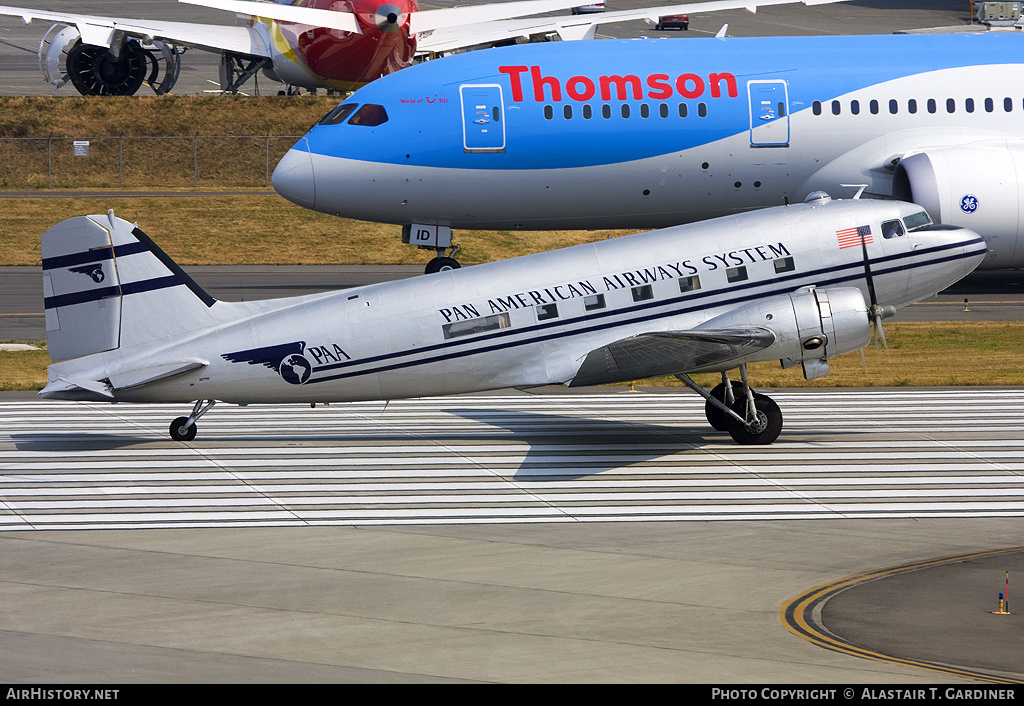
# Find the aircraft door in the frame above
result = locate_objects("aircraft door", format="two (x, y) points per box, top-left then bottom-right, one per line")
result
(747, 80), (790, 147)
(460, 84), (506, 153)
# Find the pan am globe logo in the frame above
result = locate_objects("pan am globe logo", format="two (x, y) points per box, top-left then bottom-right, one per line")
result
(279, 353), (313, 385)
(222, 341), (314, 386)
(960, 194), (979, 214)
(222, 340), (352, 386)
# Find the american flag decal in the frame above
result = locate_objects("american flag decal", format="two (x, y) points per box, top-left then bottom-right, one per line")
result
(836, 224), (873, 249)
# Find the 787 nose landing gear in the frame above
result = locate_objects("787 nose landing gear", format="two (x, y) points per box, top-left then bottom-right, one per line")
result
(403, 224), (462, 274)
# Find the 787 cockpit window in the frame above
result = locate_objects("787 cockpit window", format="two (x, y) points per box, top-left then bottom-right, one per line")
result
(319, 103), (358, 125)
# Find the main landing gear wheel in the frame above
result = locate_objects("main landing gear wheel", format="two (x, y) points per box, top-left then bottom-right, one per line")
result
(705, 381), (745, 431)
(727, 395), (783, 445)
(425, 256), (461, 274)
(169, 416), (197, 442)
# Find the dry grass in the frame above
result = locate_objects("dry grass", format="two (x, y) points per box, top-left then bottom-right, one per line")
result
(0, 95), (339, 138)
(7, 323), (1024, 392)
(0, 346), (51, 391)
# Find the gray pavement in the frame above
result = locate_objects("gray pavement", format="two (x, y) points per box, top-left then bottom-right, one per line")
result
(0, 519), (1021, 683)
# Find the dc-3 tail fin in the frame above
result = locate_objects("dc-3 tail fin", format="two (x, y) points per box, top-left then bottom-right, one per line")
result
(42, 211), (217, 363)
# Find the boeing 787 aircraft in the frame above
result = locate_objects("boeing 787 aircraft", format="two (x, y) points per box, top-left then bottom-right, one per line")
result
(272, 31), (1024, 272)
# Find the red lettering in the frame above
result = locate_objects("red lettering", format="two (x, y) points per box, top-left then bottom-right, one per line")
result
(498, 65), (738, 104)
(600, 75), (642, 101)
(676, 73), (704, 99)
(709, 72), (737, 98)
(531, 65), (562, 102)
(566, 76), (595, 101)
(500, 66), (528, 102)
(646, 74), (672, 100)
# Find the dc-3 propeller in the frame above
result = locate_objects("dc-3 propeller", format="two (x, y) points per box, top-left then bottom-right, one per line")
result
(836, 185), (896, 349)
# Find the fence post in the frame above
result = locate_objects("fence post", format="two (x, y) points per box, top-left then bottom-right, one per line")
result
(266, 134), (270, 183)
(48, 136), (52, 189)
(194, 134), (198, 188)
(119, 137), (124, 189)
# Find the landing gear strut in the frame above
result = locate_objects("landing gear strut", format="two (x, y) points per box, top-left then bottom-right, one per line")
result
(169, 399), (216, 441)
(677, 366), (783, 445)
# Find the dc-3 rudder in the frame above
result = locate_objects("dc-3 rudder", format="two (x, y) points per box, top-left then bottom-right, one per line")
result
(39, 194), (985, 443)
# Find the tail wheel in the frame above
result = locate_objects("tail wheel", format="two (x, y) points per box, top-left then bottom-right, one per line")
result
(728, 395), (783, 445)
(169, 417), (197, 442)
(67, 41), (148, 96)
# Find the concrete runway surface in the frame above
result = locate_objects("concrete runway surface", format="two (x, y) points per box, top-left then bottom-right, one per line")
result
(3, 0), (1024, 685)
(1, 389), (1023, 683)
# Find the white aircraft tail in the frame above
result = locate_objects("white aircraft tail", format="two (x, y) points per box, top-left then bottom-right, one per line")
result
(41, 211), (218, 362)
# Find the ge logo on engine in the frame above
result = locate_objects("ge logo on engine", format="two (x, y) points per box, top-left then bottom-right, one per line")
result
(960, 194), (979, 214)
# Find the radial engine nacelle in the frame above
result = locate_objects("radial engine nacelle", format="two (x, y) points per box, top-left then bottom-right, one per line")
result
(692, 287), (871, 381)
(893, 143), (1024, 269)
(39, 23), (182, 96)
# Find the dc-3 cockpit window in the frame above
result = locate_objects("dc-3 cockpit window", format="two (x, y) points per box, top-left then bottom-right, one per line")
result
(319, 103), (359, 126)
(348, 104), (389, 127)
(881, 219), (906, 239)
(903, 210), (933, 232)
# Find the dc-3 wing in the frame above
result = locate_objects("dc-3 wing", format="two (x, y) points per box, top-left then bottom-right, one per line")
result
(416, 0), (846, 53)
(0, 4), (271, 55)
(569, 328), (776, 387)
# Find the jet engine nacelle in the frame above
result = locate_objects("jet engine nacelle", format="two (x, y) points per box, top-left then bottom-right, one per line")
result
(698, 287), (870, 380)
(39, 23), (181, 96)
(893, 145), (1024, 268)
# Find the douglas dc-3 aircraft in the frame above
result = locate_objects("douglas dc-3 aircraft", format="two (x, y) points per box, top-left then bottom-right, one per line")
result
(39, 195), (984, 443)
(272, 31), (1024, 272)
(0, 0), (831, 95)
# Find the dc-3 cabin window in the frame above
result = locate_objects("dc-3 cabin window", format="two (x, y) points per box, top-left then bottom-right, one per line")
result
(319, 103), (359, 125)
(584, 293), (606, 311)
(773, 257), (796, 274)
(536, 303), (559, 321)
(726, 266), (748, 283)
(348, 104), (389, 126)
(678, 275), (701, 292)
(442, 312), (511, 340)
(631, 284), (654, 302)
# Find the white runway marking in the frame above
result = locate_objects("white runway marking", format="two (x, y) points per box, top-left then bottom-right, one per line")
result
(2, 390), (1023, 529)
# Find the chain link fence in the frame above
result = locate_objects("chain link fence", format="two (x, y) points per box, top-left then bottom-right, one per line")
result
(0, 136), (302, 189)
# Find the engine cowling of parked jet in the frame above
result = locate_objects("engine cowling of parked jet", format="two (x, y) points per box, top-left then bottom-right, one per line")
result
(40, 24), (181, 96)
(696, 287), (870, 380)
(893, 145), (1024, 268)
